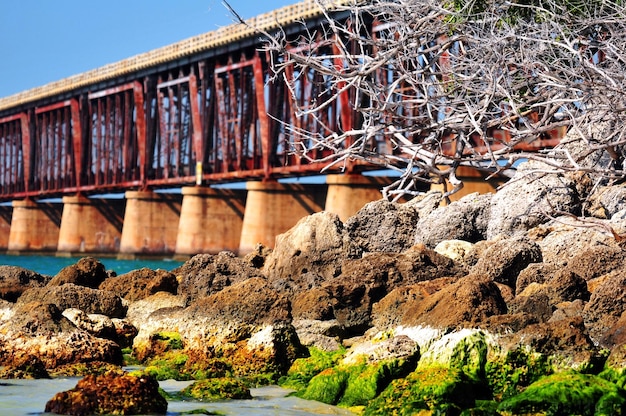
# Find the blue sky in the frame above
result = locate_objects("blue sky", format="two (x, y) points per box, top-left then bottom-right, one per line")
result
(0, 1), (294, 98)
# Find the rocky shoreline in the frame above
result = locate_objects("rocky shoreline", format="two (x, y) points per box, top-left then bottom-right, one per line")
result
(2, 160), (626, 414)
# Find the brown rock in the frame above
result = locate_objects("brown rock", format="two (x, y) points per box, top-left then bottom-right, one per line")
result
(99, 267), (177, 302)
(265, 211), (346, 293)
(174, 251), (263, 303)
(0, 266), (50, 302)
(583, 269), (626, 346)
(564, 245), (626, 281)
(17, 284), (126, 318)
(291, 287), (336, 321)
(515, 262), (555, 295)
(400, 274), (507, 329)
(470, 237), (542, 288)
(45, 371), (167, 416)
(48, 257), (109, 288)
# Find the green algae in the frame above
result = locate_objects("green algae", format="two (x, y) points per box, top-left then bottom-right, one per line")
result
(485, 346), (552, 401)
(300, 367), (351, 404)
(152, 331), (184, 350)
(498, 371), (626, 416)
(138, 351), (192, 381)
(363, 366), (481, 415)
(180, 377), (252, 401)
(279, 347), (346, 391)
(449, 331), (489, 381)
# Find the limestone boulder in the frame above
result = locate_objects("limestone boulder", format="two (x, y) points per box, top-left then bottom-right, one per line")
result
(125, 291), (186, 326)
(343, 199), (420, 257)
(0, 266), (50, 302)
(47, 256), (109, 288)
(62, 308), (117, 340)
(487, 160), (581, 239)
(99, 267), (178, 302)
(265, 211), (346, 293)
(17, 283), (127, 318)
(586, 184), (626, 219)
(45, 371), (167, 416)
(173, 251), (263, 303)
(0, 301), (122, 369)
(415, 193), (492, 248)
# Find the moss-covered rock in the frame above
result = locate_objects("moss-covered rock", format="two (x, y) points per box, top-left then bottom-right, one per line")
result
(140, 350), (191, 381)
(498, 371), (626, 415)
(280, 347), (345, 391)
(364, 366), (482, 415)
(485, 346), (552, 401)
(181, 377), (252, 401)
(339, 359), (413, 407)
(300, 367), (351, 405)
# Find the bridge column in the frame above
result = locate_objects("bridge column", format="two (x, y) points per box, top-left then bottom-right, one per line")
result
(0, 206), (12, 250)
(119, 191), (182, 256)
(325, 174), (390, 221)
(8, 200), (62, 252)
(239, 181), (326, 254)
(175, 187), (246, 256)
(57, 196), (125, 254)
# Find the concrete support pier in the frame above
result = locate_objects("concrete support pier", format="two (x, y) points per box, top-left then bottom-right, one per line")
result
(57, 195), (125, 253)
(175, 186), (246, 256)
(119, 191), (182, 256)
(239, 181), (326, 254)
(0, 206), (12, 250)
(8, 199), (62, 252)
(325, 174), (389, 221)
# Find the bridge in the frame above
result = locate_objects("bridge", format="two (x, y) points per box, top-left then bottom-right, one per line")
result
(0, 1), (556, 257)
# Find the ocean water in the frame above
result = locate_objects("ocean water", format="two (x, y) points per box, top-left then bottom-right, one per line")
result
(0, 254), (355, 415)
(0, 253), (185, 276)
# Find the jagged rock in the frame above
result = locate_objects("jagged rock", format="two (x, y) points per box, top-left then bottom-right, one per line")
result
(487, 160), (581, 239)
(586, 184), (626, 219)
(47, 257), (109, 288)
(0, 301), (122, 369)
(111, 318), (138, 349)
(549, 299), (586, 323)
(531, 221), (620, 265)
(470, 237), (542, 288)
(583, 269), (626, 346)
(62, 308), (117, 340)
(99, 267), (178, 302)
(344, 199), (420, 256)
(173, 251), (263, 303)
(243, 243), (272, 269)
(562, 245), (626, 281)
(515, 262), (555, 294)
(371, 277), (456, 331)
(133, 278), (304, 376)
(265, 211), (346, 293)
(415, 192), (492, 248)
(0, 353), (49, 379)
(400, 274), (508, 329)
(291, 287), (336, 321)
(293, 319), (344, 352)
(45, 371), (167, 415)
(17, 283), (127, 318)
(0, 266), (49, 302)
(342, 334), (420, 366)
(125, 291), (186, 325)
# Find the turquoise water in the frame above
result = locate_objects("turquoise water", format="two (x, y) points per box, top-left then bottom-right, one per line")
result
(0, 253), (185, 276)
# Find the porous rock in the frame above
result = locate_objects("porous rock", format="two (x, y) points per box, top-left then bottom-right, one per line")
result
(47, 257), (109, 288)
(583, 269), (626, 346)
(344, 199), (420, 257)
(17, 283), (126, 318)
(173, 251), (264, 303)
(415, 192), (492, 248)
(0, 301), (122, 369)
(0, 265), (50, 302)
(45, 371), (167, 416)
(487, 160), (580, 239)
(265, 211), (346, 293)
(99, 267), (178, 302)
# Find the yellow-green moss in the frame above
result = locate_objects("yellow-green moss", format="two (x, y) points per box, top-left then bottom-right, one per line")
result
(364, 366), (481, 415)
(140, 351), (191, 381)
(498, 371), (626, 416)
(181, 378), (252, 401)
(279, 347), (346, 391)
(300, 367), (351, 404)
(152, 331), (184, 350)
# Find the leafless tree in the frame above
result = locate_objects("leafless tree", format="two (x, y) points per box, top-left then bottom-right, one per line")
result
(238, 0), (626, 200)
